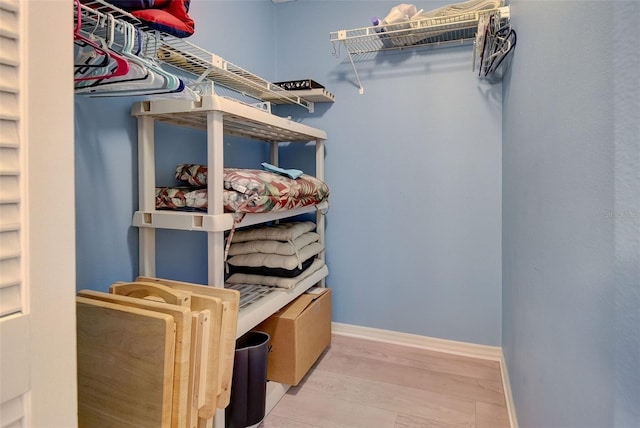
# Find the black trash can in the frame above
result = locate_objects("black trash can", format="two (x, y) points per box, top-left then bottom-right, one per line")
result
(225, 331), (270, 428)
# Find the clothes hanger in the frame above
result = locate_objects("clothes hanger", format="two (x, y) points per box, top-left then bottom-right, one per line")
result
(75, 38), (111, 74)
(74, 7), (111, 74)
(75, 19), (157, 93)
(481, 16), (514, 75)
(474, 11), (515, 78)
(477, 13), (494, 77)
(78, 21), (185, 97)
(74, 4), (194, 98)
(472, 12), (490, 75)
(74, 1), (131, 83)
(484, 26), (516, 76)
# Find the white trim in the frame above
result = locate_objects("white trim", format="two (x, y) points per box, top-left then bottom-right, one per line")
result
(500, 352), (519, 428)
(331, 323), (518, 428)
(332, 322), (502, 361)
(25, 1), (77, 427)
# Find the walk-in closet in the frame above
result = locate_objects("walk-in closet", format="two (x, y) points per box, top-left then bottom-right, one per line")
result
(1, 1), (637, 427)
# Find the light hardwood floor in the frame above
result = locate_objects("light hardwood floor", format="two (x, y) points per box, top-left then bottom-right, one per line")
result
(260, 334), (510, 428)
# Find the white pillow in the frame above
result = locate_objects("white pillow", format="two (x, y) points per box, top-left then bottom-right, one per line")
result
(231, 221), (316, 243)
(228, 232), (320, 256)
(227, 242), (324, 270)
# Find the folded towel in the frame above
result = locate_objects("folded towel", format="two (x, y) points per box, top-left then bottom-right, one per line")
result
(261, 162), (303, 180)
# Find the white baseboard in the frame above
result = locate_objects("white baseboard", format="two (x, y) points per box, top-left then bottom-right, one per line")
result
(331, 322), (518, 428)
(499, 353), (519, 428)
(331, 322), (502, 360)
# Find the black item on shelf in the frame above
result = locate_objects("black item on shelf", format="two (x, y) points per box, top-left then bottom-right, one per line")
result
(225, 331), (271, 428)
(274, 79), (325, 91)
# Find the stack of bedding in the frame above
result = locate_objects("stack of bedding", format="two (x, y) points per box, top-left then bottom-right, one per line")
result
(225, 221), (326, 290)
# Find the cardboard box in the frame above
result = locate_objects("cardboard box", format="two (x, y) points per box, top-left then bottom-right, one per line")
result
(254, 287), (331, 386)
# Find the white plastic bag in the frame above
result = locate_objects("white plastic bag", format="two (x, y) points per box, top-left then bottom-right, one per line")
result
(381, 3), (419, 25)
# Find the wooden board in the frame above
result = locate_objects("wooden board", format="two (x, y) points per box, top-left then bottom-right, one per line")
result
(77, 290), (192, 428)
(187, 310), (210, 428)
(136, 276), (240, 410)
(76, 296), (176, 428)
(110, 281), (192, 307)
(188, 294), (223, 418)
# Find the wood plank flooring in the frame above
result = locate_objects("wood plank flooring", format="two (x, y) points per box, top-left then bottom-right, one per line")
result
(260, 334), (510, 428)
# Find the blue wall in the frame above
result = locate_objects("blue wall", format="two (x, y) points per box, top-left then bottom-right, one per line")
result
(75, 0), (276, 289)
(502, 1), (639, 427)
(275, 1), (503, 346)
(75, 0), (503, 346)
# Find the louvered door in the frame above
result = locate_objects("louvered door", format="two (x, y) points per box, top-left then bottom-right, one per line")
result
(0, 2), (30, 426)
(1, 1), (76, 427)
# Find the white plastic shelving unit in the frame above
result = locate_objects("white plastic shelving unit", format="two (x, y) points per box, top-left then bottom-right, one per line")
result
(131, 94), (329, 427)
(131, 94), (328, 332)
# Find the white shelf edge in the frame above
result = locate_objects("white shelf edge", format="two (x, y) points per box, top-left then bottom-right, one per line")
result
(133, 210), (234, 231)
(133, 201), (328, 232)
(234, 265), (328, 338)
(130, 95), (328, 141)
(237, 202), (328, 229)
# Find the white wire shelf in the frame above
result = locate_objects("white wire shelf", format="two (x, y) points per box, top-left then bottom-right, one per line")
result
(330, 6), (509, 93)
(331, 6), (509, 55)
(77, 0), (333, 111)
